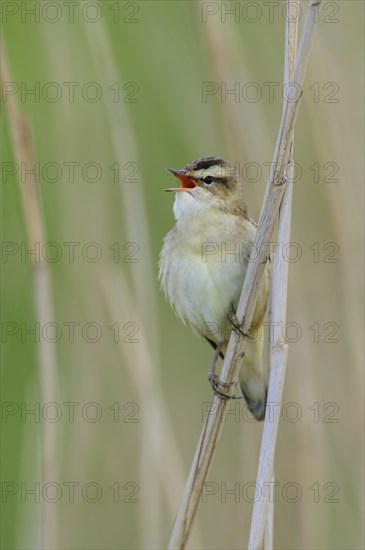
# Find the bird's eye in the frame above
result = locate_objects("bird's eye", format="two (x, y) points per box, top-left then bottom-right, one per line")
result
(203, 176), (214, 185)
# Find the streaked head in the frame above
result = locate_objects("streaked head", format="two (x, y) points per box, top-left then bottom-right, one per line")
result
(165, 157), (247, 218)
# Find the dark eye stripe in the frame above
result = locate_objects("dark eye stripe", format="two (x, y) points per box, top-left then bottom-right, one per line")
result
(193, 157), (224, 171)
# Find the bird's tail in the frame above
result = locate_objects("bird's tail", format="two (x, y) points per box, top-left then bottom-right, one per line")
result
(238, 337), (268, 421)
(239, 377), (268, 421)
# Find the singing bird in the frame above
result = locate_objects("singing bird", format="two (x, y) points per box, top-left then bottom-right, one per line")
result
(159, 157), (270, 420)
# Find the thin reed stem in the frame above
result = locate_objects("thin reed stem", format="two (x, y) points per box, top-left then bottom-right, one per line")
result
(0, 43), (59, 549)
(263, 472), (275, 550)
(250, 2), (299, 548)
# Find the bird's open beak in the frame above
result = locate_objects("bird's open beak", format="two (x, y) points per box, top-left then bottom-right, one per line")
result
(164, 168), (198, 192)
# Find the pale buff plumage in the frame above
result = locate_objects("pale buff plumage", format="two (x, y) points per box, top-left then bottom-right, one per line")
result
(159, 157), (270, 420)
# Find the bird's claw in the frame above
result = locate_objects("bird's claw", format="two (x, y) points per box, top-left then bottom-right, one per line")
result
(228, 312), (252, 340)
(209, 374), (243, 400)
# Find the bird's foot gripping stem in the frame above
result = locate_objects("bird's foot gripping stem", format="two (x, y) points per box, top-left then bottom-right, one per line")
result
(228, 312), (252, 340)
(209, 374), (242, 400)
(208, 341), (242, 400)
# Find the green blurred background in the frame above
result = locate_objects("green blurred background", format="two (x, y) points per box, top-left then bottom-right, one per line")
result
(1, 1), (364, 549)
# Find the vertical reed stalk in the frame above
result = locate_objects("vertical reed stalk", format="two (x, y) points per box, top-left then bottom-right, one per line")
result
(249, 2), (299, 546)
(1, 43), (59, 549)
(251, 2), (300, 548)
(263, 473), (275, 550)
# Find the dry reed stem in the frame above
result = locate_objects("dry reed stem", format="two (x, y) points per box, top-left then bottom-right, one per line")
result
(0, 43), (59, 549)
(168, 2), (322, 548)
(263, 472), (275, 550)
(259, 2), (299, 548)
